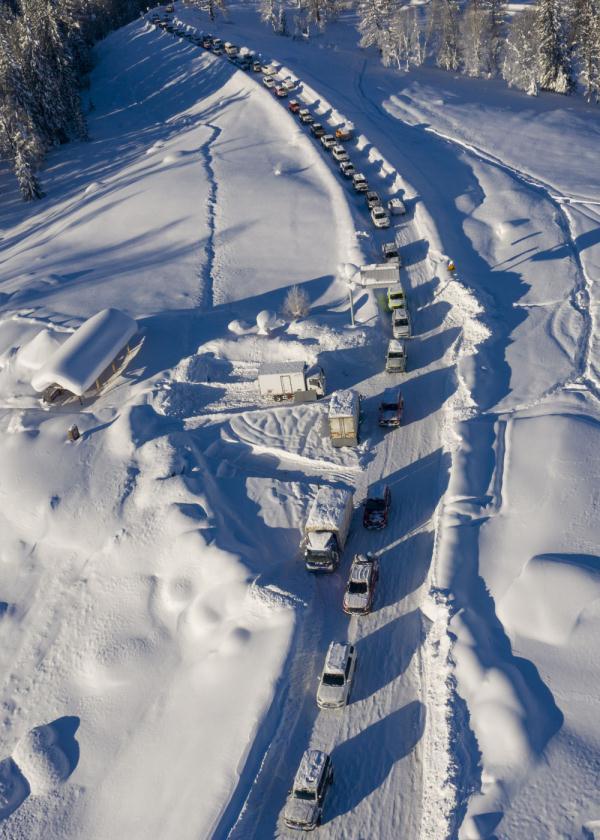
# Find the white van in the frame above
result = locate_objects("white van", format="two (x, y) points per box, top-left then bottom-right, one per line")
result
(392, 307), (411, 339)
(386, 339), (406, 373)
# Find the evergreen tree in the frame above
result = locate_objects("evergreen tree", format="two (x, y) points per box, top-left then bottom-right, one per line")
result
(393, 6), (427, 70)
(535, 0), (575, 93)
(572, 0), (600, 101)
(429, 0), (461, 72)
(461, 0), (493, 77)
(502, 7), (539, 94)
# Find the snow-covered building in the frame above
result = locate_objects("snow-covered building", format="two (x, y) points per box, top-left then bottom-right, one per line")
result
(32, 308), (137, 399)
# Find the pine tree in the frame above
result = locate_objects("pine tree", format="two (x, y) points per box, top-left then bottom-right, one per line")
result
(487, 0), (507, 73)
(358, 0), (406, 65)
(502, 7), (539, 94)
(461, 0), (493, 77)
(572, 0), (600, 101)
(535, 0), (575, 93)
(13, 125), (44, 200)
(429, 0), (461, 72)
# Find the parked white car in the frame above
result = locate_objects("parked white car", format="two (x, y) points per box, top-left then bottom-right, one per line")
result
(320, 134), (336, 151)
(339, 160), (356, 178)
(282, 78), (297, 90)
(317, 642), (357, 709)
(382, 241), (400, 263)
(392, 307), (411, 339)
(388, 197), (406, 215)
(283, 749), (334, 831)
(331, 144), (349, 163)
(262, 76), (276, 89)
(371, 205), (390, 228)
(352, 172), (368, 192)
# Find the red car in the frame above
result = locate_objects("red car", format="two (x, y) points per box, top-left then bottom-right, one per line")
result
(378, 388), (404, 428)
(288, 99), (301, 113)
(363, 486), (391, 530)
(343, 554), (379, 615)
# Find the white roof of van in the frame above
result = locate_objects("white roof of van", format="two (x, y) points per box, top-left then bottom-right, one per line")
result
(388, 339), (405, 353)
(32, 308), (137, 396)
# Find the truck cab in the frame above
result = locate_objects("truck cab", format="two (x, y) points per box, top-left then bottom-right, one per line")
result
(283, 750), (333, 831)
(305, 531), (342, 572)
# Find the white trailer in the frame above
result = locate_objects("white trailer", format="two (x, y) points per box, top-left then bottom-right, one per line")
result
(303, 486), (354, 572)
(257, 361), (325, 402)
(358, 262), (400, 289)
(328, 389), (360, 448)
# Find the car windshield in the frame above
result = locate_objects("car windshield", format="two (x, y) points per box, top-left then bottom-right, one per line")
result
(396, 317), (408, 326)
(295, 789), (317, 801)
(389, 352), (404, 359)
(322, 673), (345, 686)
(366, 498), (385, 511)
(349, 581), (368, 594)
(381, 402), (397, 410)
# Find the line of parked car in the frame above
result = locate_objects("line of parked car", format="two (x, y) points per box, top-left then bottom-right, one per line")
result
(150, 10), (412, 829)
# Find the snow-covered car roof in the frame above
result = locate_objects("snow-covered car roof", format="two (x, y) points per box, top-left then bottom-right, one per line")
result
(324, 642), (351, 675)
(31, 308), (137, 397)
(329, 388), (359, 418)
(295, 749), (328, 791)
(382, 386), (402, 404)
(349, 559), (373, 584)
(258, 360), (306, 375)
(388, 339), (405, 354)
(388, 283), (404, 294)
(393, 307), (409, 320)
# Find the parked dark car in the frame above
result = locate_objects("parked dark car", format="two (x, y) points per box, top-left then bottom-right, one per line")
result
(363, 486), (392, 530)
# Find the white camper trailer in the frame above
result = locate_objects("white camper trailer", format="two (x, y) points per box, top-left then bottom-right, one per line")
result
(358, 262), (400, 289)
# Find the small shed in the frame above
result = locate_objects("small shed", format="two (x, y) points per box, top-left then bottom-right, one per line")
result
(32, 308), (137, 399)
(328, 389), (360, 448)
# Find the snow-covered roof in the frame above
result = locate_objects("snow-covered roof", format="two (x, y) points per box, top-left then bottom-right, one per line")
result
(258, 360), (306, 376)
(31, 308), (137, 396)
(329, 388), (360, 419)
(325, 641), (350, 675)
(388, 339), (405, 354)
(295, 749), (327, 791)
(306, 486), (353, 532)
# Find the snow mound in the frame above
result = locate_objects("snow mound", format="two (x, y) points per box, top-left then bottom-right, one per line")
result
(12, 724), (72, 795)
(16, 328), (65, 372)
(256, 310), (283, 334)
(228, 319), (252, 335)
(498, 554), (600, 645)
(337, 262), (358, 282)
(84, 181), (103, 196)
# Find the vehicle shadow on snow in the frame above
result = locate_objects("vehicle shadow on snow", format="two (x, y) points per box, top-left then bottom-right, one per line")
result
(351, 609), (424, 703)
(326, 700), (425, 821)
(377, 530), (435, 608)
(409, 326), (461, 371)
(400, 368), (458, 426)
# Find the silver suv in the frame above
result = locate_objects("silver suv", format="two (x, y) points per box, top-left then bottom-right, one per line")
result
(283, 749), (334, 831)
(317, 642), (357, 709)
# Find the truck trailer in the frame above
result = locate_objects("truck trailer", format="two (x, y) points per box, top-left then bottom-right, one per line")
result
(328, 389), (360, 447)
(257, 361), (325, 402)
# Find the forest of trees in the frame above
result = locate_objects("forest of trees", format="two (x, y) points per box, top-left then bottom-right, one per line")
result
(1, 0), (599, 201)
(0, 0), (149, 200)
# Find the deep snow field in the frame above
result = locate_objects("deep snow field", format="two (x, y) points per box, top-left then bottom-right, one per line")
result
(0, 4), (600, 839)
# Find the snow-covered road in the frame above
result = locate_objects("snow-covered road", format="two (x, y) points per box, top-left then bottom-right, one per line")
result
(1, 4), (600, 839)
